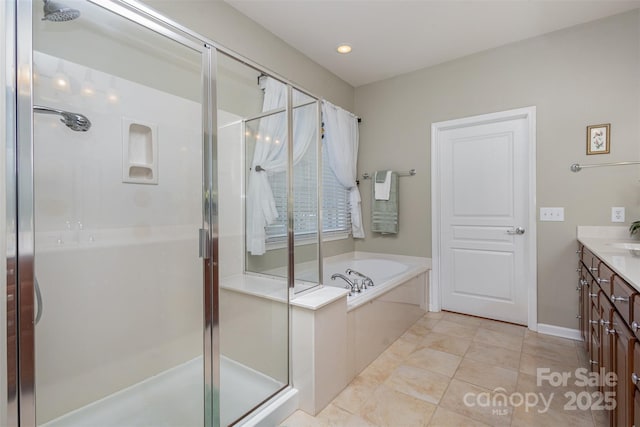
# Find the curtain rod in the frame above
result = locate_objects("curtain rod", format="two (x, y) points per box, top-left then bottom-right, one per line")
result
(570, 161), (640, 172)
(257, 75), (362, 123)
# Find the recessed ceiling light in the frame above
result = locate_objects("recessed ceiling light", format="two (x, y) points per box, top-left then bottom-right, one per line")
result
(336, 44), (352, 54)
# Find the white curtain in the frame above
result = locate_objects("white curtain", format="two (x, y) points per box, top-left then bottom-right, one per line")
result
(246, 77), (316, 255)
(321, 101), (365, 238)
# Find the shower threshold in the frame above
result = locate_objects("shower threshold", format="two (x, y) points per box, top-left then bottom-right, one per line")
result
(41, 356), (284, 427)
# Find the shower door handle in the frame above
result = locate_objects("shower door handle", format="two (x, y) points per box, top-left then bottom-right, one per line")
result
(35, 276), (43, 325)
(199, 229), (211, 260)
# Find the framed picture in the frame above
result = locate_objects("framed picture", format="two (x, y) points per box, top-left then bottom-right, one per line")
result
(586, 123), (610, 155)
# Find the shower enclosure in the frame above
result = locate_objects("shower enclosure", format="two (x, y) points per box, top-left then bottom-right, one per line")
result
(3, 0), (327, 426)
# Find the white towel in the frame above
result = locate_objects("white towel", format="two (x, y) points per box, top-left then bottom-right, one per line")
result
(374, 170), (392, 200)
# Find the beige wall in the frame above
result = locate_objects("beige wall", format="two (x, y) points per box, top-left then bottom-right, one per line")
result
(144, 0), (355, 111)
(354, 10), (640, 329)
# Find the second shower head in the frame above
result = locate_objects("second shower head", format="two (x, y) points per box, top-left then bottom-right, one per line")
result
(42, 0), (80, 22)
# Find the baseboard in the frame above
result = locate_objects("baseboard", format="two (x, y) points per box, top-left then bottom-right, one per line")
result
(537, 323), (581, 341)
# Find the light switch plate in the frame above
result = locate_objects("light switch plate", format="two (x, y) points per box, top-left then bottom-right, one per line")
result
(612, 207), (625, 223)
(540, 207), (565, 222)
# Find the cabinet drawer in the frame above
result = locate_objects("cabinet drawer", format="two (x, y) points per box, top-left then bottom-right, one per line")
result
(591, 302), (600, 340)
(632, 295), (640, 341)
(582, 247), (599, 274)
(611, 276), (636, 324)
(597, 262), (615, 297)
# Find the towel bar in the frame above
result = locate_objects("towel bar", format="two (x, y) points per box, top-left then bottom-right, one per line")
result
(361, 169), (416, 180)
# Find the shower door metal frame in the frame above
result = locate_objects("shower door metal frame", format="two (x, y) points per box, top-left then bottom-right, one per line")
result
(12, 0), (218, 425)
(4, 1), (18, 426)
(15, 0), (36, 424)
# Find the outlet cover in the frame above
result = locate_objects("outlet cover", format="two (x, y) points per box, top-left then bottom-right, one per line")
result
(612, 207), (625, 223)
(540, 207), (565, 222)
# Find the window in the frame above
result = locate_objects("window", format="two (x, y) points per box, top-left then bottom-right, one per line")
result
(265, 142), (351, 244)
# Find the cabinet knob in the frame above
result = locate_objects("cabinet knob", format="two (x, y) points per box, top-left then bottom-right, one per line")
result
(589, 293), (598, 298)
(576, 249), (582, 254)
(600, 319), (611, 326)
(597, 278), (609, 284)
(606, 327), (617, 335)
(633, 373), (639, 385)
(590, 359), (599, 365)
(589, 267), (599, 272)
(611, 294), (629, 303)
(576, 315), (582, 319)
(632, 321), (640, 331)
(590, 320), (600, 325)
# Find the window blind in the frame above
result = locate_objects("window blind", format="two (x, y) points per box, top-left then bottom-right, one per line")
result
(265, 142), (351, 243)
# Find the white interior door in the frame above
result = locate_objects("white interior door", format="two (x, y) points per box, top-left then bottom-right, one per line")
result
(433, 108), (536, 325)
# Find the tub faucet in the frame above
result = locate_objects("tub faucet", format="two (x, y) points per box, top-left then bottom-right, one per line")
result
(346, 268), (374, 288)
(331, 273), (359, 295)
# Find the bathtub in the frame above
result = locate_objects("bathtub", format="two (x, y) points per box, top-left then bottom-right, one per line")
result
(322, 253), (429, 311)
(321, 252), (430, 380)
(289, 252), (430, 414)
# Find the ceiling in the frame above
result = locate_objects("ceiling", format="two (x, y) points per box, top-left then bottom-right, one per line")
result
(224, 0), (640, 87)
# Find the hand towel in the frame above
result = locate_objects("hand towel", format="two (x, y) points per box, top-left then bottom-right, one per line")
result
(374, 170), (392, 200)
(372, 172), (399, 234)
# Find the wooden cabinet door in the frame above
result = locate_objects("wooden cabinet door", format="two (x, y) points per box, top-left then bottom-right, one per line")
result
(612, 311), (636, 427)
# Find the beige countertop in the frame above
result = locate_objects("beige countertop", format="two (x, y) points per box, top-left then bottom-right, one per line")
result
(577, 226), (640, 290)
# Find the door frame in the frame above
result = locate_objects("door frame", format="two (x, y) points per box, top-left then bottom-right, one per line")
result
(431, 106), (537, 330)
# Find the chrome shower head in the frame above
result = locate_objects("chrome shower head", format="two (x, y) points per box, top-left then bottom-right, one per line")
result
(42, 0), (80, 22)
(59, 111), (91, 132)
(34, 105), (92, 132)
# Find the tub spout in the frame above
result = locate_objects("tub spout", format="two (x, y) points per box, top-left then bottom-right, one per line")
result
(331, 273), (357, 295)
(346, 268), (374, 288)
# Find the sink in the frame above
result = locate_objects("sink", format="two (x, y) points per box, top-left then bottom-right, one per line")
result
(609, 242), (640, 256)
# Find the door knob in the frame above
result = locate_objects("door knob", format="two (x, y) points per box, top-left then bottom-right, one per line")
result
(507, 227), (525, 235)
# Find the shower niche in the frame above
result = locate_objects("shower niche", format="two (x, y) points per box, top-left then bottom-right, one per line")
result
(122, 118), (158, 184)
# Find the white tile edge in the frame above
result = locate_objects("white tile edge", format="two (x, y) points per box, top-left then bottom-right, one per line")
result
(239, 387), (299, 427)
(537, 323), (582, 341)
(290, 287), (348, 310)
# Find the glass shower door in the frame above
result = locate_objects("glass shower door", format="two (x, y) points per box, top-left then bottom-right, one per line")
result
(30, 1), (210, 425)
(217, 54), (290, 425)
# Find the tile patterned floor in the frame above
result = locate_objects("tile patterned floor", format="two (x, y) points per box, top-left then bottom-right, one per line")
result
(281, 311), (601, 427)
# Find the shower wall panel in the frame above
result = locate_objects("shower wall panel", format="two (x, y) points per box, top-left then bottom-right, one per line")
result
(32, 52), (203, 423)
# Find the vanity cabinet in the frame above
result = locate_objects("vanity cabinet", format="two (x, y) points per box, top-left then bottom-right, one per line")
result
(578, 243), (638, 426)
